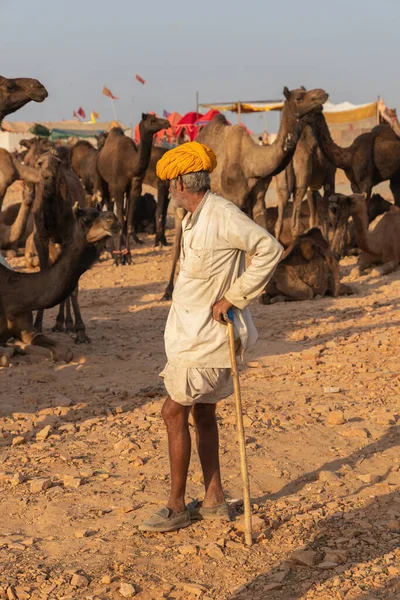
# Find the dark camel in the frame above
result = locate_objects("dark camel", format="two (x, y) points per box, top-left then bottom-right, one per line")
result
(261, 228), (351, 303)
(304, 111), (400, 205)
(96, 114), (170, 264)
(0, 75), (47, 124)
(273, 125), (336, 238)
(0, 208), (119, 366)
(70, 133), (108, 196)
(31, 152), (89, 340)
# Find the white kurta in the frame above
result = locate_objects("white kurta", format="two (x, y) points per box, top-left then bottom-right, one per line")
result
(164, 191), (283, 369)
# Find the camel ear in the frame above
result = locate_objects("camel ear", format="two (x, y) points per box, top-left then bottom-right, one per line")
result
(142, 113), (147, 120)
(72, 202), (80, 218)
(283, 87), (290, 100)
(300, 85), (306, 91)
(300, 239), (315, 261)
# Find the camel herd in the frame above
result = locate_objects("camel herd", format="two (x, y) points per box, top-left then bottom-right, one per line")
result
(0, 73), (399, 365)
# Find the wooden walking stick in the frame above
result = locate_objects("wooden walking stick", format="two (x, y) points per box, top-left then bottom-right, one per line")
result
(225, 308), (253, 546)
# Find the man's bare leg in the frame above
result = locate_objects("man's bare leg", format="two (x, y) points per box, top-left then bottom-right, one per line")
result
(161, 397), (192, 513)
(192, 403), (225, 507)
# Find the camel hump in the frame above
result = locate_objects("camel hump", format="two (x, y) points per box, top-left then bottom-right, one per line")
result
(302, 227), (329, 248)
(108, 127), (125, 138)
(299, 239), (316, 261)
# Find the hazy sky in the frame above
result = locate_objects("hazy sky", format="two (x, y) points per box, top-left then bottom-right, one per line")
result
(1, 0), (398, 132)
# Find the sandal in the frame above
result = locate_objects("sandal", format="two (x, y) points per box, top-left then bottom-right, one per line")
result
(138, 507), (191, 532)
(187, 499), (230, 522)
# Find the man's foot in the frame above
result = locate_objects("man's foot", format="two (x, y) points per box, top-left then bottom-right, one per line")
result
(138, 507), (191, 532)
(187, 499), (230, 522)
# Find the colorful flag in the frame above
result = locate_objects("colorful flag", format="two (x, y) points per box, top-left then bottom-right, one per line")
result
(102, 86), (118, 100)
(73, 110), (79, 119)
(90, 111), (100, 123)
(77, 107), (86, 119)
(136, 74), (146, 85)
(163, 109), (171, 118)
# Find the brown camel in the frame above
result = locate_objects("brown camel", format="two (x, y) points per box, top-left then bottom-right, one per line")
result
(261, 228), (351, 303)
(162, 86), (329, 300)
(70, 133), (108, 196)
(31, 151), (89, 339)
(344, 193), (400, 275)
(273, 125), (336, 238)
(0, 208), (120, 366)
(0, 190), (33, 249)
(0, 148), (40, 209)
(0, 75), (47, 124)
(197, 86), (328, 224)
(96, 114), (170, 264)
(304, 111), (400, 205)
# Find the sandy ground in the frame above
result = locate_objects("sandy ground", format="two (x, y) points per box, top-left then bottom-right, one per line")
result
(0, 184), (399, 600)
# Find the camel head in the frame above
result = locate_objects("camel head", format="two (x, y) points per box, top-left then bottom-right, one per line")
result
(139, 113), (171, 137)
(368, 194), (392, 222)
(0, 76), (48, 121)
(36, 150), (62, 182)
(95, 131), (108, 150)
(23, 137), (53, 167)
(71, 205), (120, 244)
(283, 86), (328, 120)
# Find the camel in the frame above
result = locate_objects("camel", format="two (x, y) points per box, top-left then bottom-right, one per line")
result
(342, 193), (400, 275)
(197, 87), (328, 223)
(0, 75), (47, 124)
(273, 125), (336, 238)
(0, 190), (33, 249)
(69, 133), (108, 196)
(161, 86), (329, 300)
(304, 111), (400, 205)
(0, 208), (119, 366)
(31, 151), (89, 339)
(0, 148), (40, 209)
(95, 113), (170, 264)
(261, 228), (351, 303)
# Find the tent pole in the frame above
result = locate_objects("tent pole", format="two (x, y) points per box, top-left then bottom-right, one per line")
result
(238, 102), (241, 125)
(130, 96), (134, 139)
(377, 95), (380, 125)
(196, 91), (199, 115)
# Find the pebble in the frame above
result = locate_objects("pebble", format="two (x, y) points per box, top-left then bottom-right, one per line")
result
(119, 582), (136, 597)
(235, 514), (265, 532)
(206, 544), (224, 560)
(10, 472), (24, 486)
(289, 549), (318, 567)
(324, 387), (342, 394)
(64, 475), (82, 488)
(178, 544), (197, 555)
(180, 583), (207, 596)
(36, 426), (51, 442)
(70, 573), (89, 588)
(11, 436), (25, 446)
(247, 361), (260, 368)
(30, 478), (52, 494)
(327, 410), (346, 426)
(74, 529), (89, 538)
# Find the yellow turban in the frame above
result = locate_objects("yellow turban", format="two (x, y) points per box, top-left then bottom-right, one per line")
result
(156, 141), (217, 181)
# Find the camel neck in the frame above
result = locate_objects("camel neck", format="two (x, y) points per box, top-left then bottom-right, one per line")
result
(351, 203), (376, 255)
(310, 114), (352, 170)
(243, 103), (303, 179)
(7, 234), (97, 314)
(135, 129), (154, 176)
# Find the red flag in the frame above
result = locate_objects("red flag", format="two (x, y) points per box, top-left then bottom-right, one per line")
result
(77, 107), (86, 119)
(136, 74), (146, 85)
(73, 110), (79, 118)
(102, 86), (118, 100)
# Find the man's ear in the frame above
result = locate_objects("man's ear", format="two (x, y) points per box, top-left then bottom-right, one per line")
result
(177, 175), (184, 191)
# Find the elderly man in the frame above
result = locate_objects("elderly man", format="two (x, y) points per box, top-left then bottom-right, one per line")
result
(139, 142), (283, 532)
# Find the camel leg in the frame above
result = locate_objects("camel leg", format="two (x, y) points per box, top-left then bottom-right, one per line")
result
(307, 190), (318, 229)
(33, 232), (50, 332)
(0, 184), (7, 211)
(52, 301), (66, 332)
(275, 185), (290, 239)
(126, 177), (143, 264)
(155, 180), (170, 247)
(65, 297), (74, 333)
(111, 188), (125, 266)
(276, 269), (314, 301)
(70, 286), (90, 344)
(291, 186), (307, 237)
(161, 208), (185, 301)
(17, 313), (73, 362)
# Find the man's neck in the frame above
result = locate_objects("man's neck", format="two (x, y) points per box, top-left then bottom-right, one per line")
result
(185, 191), (207, 214)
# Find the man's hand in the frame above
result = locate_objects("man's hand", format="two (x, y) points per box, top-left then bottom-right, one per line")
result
(212, 297), (233, 325)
